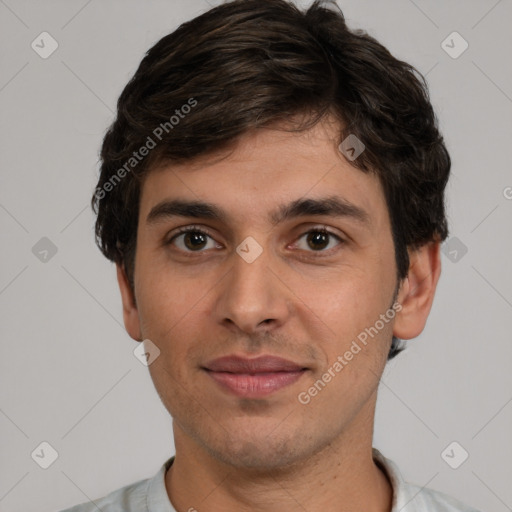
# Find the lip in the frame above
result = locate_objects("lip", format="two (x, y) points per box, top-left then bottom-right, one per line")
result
(203, 355), (308, 398)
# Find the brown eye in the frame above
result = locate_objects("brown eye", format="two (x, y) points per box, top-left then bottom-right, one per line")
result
(306, 231), (330, 250)
(169, 227), (218, 252)
(183, 232), (208, 250)
(295, 228), (343, 253)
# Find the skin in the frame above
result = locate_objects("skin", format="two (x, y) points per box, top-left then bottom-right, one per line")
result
(117, 116), (442, 512)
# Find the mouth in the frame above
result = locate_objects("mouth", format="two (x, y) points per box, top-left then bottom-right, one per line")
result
(202, 355), (308, 399)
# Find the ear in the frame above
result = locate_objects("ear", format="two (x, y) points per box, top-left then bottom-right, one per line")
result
(116, 263), (143, 342)
(393, 240), (442, 340)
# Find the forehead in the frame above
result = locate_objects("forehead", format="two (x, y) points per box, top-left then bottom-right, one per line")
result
(138, 119), (387, 229)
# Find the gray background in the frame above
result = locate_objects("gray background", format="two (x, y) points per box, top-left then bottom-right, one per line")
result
(1, 0), (511, 511)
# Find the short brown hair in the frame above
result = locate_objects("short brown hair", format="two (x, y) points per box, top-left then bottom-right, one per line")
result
(92, 0), (451, 359)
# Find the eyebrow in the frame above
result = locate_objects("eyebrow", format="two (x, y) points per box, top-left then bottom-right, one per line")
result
(146, 196), (371, 227)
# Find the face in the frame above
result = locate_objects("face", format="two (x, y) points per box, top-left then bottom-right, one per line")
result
(122, 118), (402, 470)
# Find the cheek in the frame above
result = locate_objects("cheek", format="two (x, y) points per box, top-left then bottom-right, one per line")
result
(297, 266), (395, 399)
(135, 265), (213, 371)
(302, 265), (392, 340)
(135, 255), (203, 334)
(297, 286), (393, 416)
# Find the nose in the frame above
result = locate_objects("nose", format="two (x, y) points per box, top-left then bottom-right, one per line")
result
(214, 244), (292, 335)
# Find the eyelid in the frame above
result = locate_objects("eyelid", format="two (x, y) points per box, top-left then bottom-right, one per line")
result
(170, 224), (215, 237)
(294, 223), (344, 239)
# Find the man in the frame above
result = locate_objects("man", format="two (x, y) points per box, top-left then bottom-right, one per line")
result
(61, 0), (480, 510)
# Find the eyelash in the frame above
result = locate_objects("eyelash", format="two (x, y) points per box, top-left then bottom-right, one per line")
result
(166, 225), (345, 257)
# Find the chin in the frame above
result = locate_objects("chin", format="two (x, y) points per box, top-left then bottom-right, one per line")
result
(209, 439), (301, 470)
(198, 420), (324, 471)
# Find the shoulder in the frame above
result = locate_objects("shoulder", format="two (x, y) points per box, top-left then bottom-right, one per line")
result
(58, 476), (150, 512)
(372, 448), (481, 512)
(401, 482), (482, 512)
(57, 458), (174, 512)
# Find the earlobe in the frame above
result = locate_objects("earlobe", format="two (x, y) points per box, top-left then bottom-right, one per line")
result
(116, 263), (143, 342)
(393, 241), (442, 340)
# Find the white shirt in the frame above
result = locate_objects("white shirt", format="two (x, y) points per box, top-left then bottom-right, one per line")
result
(59, 449), (481, 512)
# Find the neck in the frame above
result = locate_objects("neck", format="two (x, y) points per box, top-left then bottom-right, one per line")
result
(165, 406), (392, 512)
